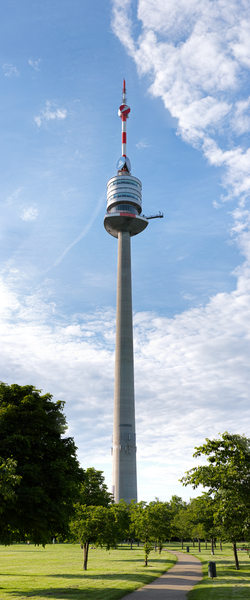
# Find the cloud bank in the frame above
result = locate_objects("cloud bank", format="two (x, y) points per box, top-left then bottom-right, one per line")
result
(1, 257), (250, 499)
(1, 1), (250, 501)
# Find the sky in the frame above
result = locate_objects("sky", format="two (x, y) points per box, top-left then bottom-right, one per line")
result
(1, 0), (250, 502)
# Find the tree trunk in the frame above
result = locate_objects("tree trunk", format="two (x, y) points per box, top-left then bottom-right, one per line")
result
(193, 539), (195, 548)
(130, 539), (133, 550)
(137, 539), (140, 546)
(233, 542), (239, 570)
(181, 538), (183, 550)
(83, 542), (89, 570)
(205, 539), (207, 550)
(155, 540), (157, 552)
(220, 541), (222, 551)
(198, 538), (201, 553)
(144, 555), (148, 566)
(211, 538), (214, 555)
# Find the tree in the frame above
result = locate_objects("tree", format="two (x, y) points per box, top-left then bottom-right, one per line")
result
(172, 506), (191, 549)
(0, 457), (21, 504)
(181, 432), (250, 569)
(113, 500), (130, 543)
(70, 504), (121, 569)
(76, 467), (112, 507)
(170, 495), (187, 516)
(70, 467), (114, 568)
(127, 500), (139, 548)
(148, 499), (173, 553)
(133, 502), (154, 566)
(187, 497), (212, 552)
(0, 383), (84, 545)
(188, 494), (218, 553)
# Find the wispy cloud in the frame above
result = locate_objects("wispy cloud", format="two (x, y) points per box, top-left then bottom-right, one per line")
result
(28, 58), (41, 72)
(2, 63), (19, 77)
(46, 195), (104, 271)
(34, 101), (67, 128)
(21, 206), (38, 221)
(6, 187), (24, 204)
(136, 138), (151, 149)
(213, 200), (223, 209)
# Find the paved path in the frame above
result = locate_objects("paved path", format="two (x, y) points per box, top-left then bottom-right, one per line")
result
(121, 551), (202, 600)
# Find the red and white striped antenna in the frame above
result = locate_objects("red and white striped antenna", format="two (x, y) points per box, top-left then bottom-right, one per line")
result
(118, 79), (131, 158)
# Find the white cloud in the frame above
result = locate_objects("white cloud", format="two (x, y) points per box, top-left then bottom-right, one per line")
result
(21, 206), (38, 221)
(2, 63), (19, 77)
(34, 101), (67, 128)
(136, 138), (151, 148)
(231, 96), (250, 134)
(111, 0), (250, 204)
(109, 1), (250, 498)
(28, 59), (41, 71)
(0, 257), (250, 500)
(213, 200), (222, 209)
(6, 187), (24, 204)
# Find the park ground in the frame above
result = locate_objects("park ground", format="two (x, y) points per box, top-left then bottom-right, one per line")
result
(0, 541), (250, 599)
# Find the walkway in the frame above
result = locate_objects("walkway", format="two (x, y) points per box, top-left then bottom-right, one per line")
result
(121, 551), (202, 600)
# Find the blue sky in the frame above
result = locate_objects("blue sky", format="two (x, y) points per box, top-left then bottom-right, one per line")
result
(1, 0), (250, 502)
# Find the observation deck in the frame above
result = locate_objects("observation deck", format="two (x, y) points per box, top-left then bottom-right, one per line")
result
(104, 171), (148, 238)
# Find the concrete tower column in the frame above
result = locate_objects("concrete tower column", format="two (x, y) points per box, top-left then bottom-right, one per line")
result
(104, 81), (149, 504)
(112, 230), (137, 503)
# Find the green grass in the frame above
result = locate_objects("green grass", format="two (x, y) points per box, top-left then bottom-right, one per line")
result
(165, 541), (250, 599)
(0, 543), (176, 600)
(2, 541), (250, 599)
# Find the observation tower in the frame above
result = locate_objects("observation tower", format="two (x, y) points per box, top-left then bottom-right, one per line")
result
(104, 81), (148, 503)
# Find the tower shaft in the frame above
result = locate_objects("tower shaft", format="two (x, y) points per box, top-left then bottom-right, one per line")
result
(105, 81), (148, 504)
(112, 230), (137, 503)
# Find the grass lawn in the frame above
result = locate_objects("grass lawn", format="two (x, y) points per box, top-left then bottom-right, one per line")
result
(0, 543), (176, 600)
(166, 541), (250, 599)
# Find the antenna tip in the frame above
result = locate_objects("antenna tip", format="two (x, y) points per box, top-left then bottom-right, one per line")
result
(123, 79), (126, 93)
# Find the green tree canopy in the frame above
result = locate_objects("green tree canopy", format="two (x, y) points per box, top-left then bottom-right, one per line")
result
(0, 382), (84, 545)
(70, 504), (119, 570)
(172, 506), (191, 548)
(148, 499), (173, 553)
(0, 457), (21, 504)
(181, 432), (250, 569)
(76, 467), (112, 507)
(70, 468), (120, 570)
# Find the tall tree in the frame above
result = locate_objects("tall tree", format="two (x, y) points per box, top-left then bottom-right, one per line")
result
(181, 432), (250, 569)
(0, 383), (84, 545)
